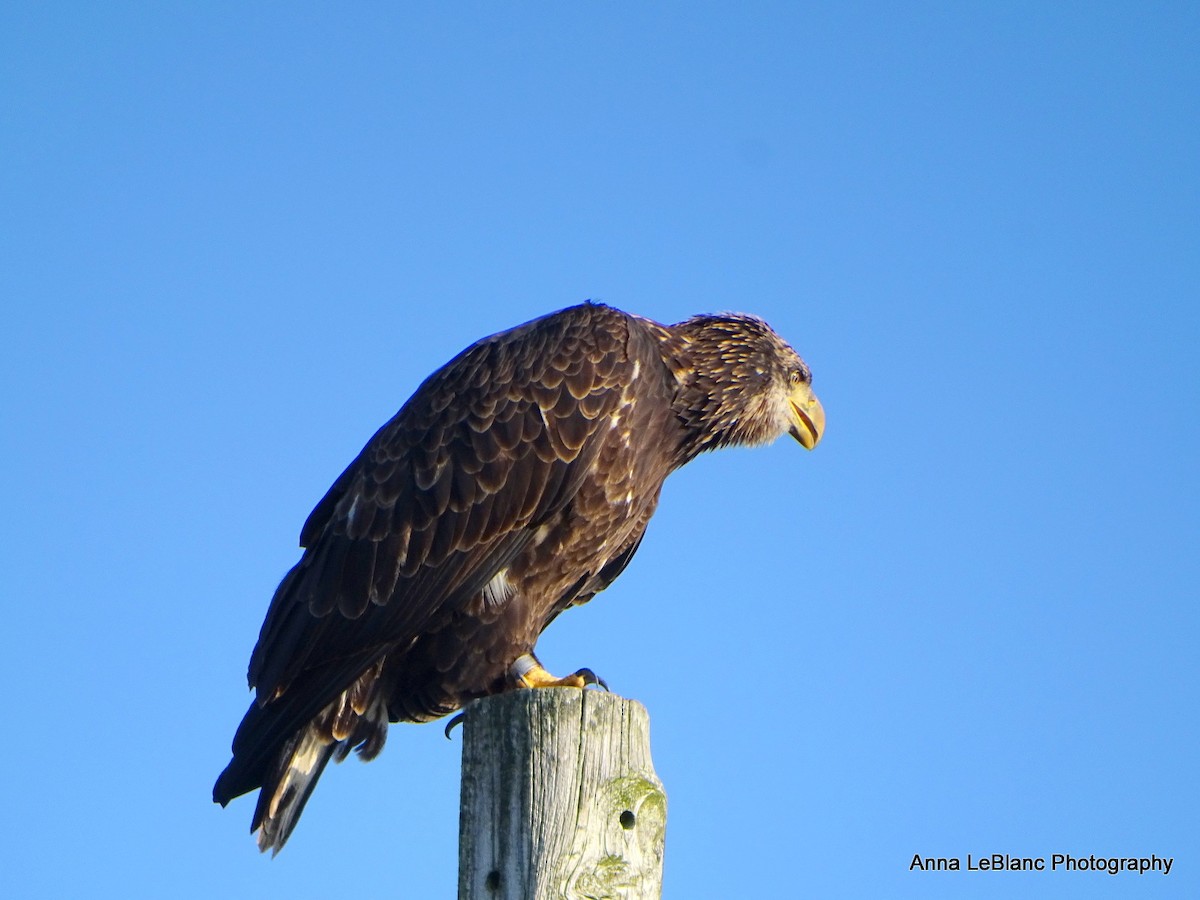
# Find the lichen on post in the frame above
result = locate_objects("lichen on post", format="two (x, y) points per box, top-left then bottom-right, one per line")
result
(458, 689), (666, 900)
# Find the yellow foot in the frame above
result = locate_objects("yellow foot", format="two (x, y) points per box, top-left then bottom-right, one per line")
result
(443, 657), (610, 739)
(510, 654), (609, 690)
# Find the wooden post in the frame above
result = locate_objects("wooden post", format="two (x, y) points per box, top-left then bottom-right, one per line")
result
(458, 689), (667, 900)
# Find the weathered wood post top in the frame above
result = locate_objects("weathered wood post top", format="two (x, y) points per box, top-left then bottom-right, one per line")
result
(458, 689), (667, 900)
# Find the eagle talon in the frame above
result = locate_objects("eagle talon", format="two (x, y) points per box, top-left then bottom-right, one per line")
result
(573, 667), (609, 691)
(443, 713), (465, 740)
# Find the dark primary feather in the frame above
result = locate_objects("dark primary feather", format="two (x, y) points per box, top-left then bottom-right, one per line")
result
(214, 301), (818, 853)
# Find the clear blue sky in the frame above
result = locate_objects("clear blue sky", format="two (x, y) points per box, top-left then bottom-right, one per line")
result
(3, 4), (1196, 898)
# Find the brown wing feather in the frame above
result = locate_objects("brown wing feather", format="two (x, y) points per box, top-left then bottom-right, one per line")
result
(245, 304), (635, 725)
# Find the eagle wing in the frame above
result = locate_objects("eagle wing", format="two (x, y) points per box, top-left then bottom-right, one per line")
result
(238, 304), (639, 756)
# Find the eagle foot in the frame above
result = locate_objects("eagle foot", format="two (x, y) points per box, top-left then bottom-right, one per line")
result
(445, 662), (610, 741)
(511, 655), (609, 691)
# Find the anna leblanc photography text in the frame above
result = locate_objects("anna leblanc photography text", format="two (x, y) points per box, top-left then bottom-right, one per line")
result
(909, 853), (1173, 876)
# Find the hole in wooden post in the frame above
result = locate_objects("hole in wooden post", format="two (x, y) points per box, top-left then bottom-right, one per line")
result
(619, 809), (636, 830)
(485, 870), (501, 891)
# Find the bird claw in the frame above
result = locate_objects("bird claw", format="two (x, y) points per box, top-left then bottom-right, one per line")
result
(443, 712), (465, 740)
(572, 667), (609, 691)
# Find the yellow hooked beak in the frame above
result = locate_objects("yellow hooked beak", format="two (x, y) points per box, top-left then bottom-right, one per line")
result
(787, 382), (825, 450)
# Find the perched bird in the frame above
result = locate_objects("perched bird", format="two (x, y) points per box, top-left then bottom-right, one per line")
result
(214, 301), (824, 852)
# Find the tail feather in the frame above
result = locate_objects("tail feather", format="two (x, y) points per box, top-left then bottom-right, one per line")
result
(214, 664), (391, 853)
(252, 725), (338, 854)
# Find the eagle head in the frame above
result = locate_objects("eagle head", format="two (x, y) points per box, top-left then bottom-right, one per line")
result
(669, 313), (825, 454)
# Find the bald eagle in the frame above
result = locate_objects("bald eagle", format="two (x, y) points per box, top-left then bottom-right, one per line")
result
(214, 302), (824, 852)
